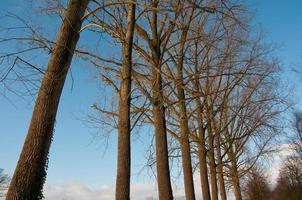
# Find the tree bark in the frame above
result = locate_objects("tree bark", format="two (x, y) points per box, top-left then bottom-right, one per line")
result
(152, 59), (173, 200)
(208, 126), (219, 200)
(216, 134), (227, 200)
(152, 91), (173, 200)
(179, 129), (196, 200)
(229, 148), (243, 200)
(6, 0), (89, 199)
(150, 1), (173, 199)
(176, 27), (196, 200)
(194, 43), (211, 200)
(115, 2), (136, 200)
(197, 139), (211, 200)
(207, 120), (218, 200)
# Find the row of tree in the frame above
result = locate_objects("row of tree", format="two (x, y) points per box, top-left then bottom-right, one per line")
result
(0, 0), (290, 200)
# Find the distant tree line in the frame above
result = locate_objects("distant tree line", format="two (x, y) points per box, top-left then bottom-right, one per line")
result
(243, 113), (302, 200)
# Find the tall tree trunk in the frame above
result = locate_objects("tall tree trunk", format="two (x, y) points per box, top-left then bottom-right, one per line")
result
(6, 0), (89, 199)
(150, 1), (173, 199)
(204, 61), (219, 200)
(152, 82), (173, 200)
(194, 42), (211, 200)
(115, 2), (136, 200)
(179, 138), (195, 200)
(208, 127), (219, 200)
(151, 43), (173, 199)
(216, 134), (227, 200)
(176, 27), (196, 200)
(229, 148), (243, 200)
(197, 124), (211, 200)
(152, 58), (173, 199)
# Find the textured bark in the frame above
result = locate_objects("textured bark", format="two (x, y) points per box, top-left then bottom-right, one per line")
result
(205, 67), (218, 200)
(179, 135), (196, 200)
(229, 149), (243, 200)
(194, 44), (211, 200)
(176, 28), (196, 200)
(196, 105), (211, 200)
(208, 129), (218, 200)
(198, 141), (211, 200)
(6, 0), (89, 199)
(152, 57), (173, 200)
(153, 102), (173, 200)
(115, 2), (136, 200)
(180, 125), (195, 200)
(150, 1), (173, 199)
(216, 134), (227, 200)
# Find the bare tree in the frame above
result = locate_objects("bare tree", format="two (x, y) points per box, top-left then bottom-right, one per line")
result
(5, 0), (90, 199)
(272, 112), (302, 200)
(273, 158), (302, 200)
(291, 112), (302, 157)
(115, 1), (136, 199)
(243, 166), (271, 200)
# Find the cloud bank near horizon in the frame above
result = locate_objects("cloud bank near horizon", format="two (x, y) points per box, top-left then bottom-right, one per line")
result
(43, 182), (188, 200)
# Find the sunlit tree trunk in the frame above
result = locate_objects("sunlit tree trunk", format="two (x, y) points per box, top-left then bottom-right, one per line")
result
(176, 27), (196, 200)
(205, 78), (218, 200)
(229, 148), (243, 200)
(6, 0), (89, 199)
(208, 128), (219, 200)
(197, 110), (211, 200)
(133, 1), (174, 198)
(193, 42), (211, 200)
(150, 1), (173, 199)
(152, 52), (173, 200)
(216, 134), (227, 200)
(115, 1), (136, 200)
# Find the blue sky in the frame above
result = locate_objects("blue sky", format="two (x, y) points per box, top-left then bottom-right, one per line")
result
(0, 0), (302, 198)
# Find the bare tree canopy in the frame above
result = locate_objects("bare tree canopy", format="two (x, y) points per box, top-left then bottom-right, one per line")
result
(0, 0), (300, 200)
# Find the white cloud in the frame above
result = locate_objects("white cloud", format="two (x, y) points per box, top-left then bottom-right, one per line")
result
(30, 145), (299, 200)
(43, 180), (193, 200)
(267, 143), (294, 185)
(44, 182), (161, 200)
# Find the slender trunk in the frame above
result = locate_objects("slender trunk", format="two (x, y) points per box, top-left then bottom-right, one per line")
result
(152, 49), (173, 200)
(176, 28), (196, 200)
(194, 42), (211, 200)
(6, 1), (89, 199)
(179, 125), (196, 200)
(150, 1), (173, 199)
(115, 2), (136, 200)
(208, 130), (218, 200)
(202, 38), (218, 200)
(216, 134), (227, 200)
(197, 127), (211, 200)
(153, 94), (173, 200)
(229, 148), (242, 200)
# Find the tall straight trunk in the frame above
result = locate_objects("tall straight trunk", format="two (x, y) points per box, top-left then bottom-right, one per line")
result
(151, 41), (173, 200)
(179, 138), (195, 200)
(208, 128), (219, 200)
(152, 76), (173, 200)
(203, 37), (218, 200)
(150, 1), (173, 199)
(6, 0), (89, 199)
(197, 124), (211, 200)
(194, 43), (211, 200)
(176, 27), (196, 200)
(228, 148), (242, 200)
(115, 2), (136, 200)
(216, 134), (227, 200)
